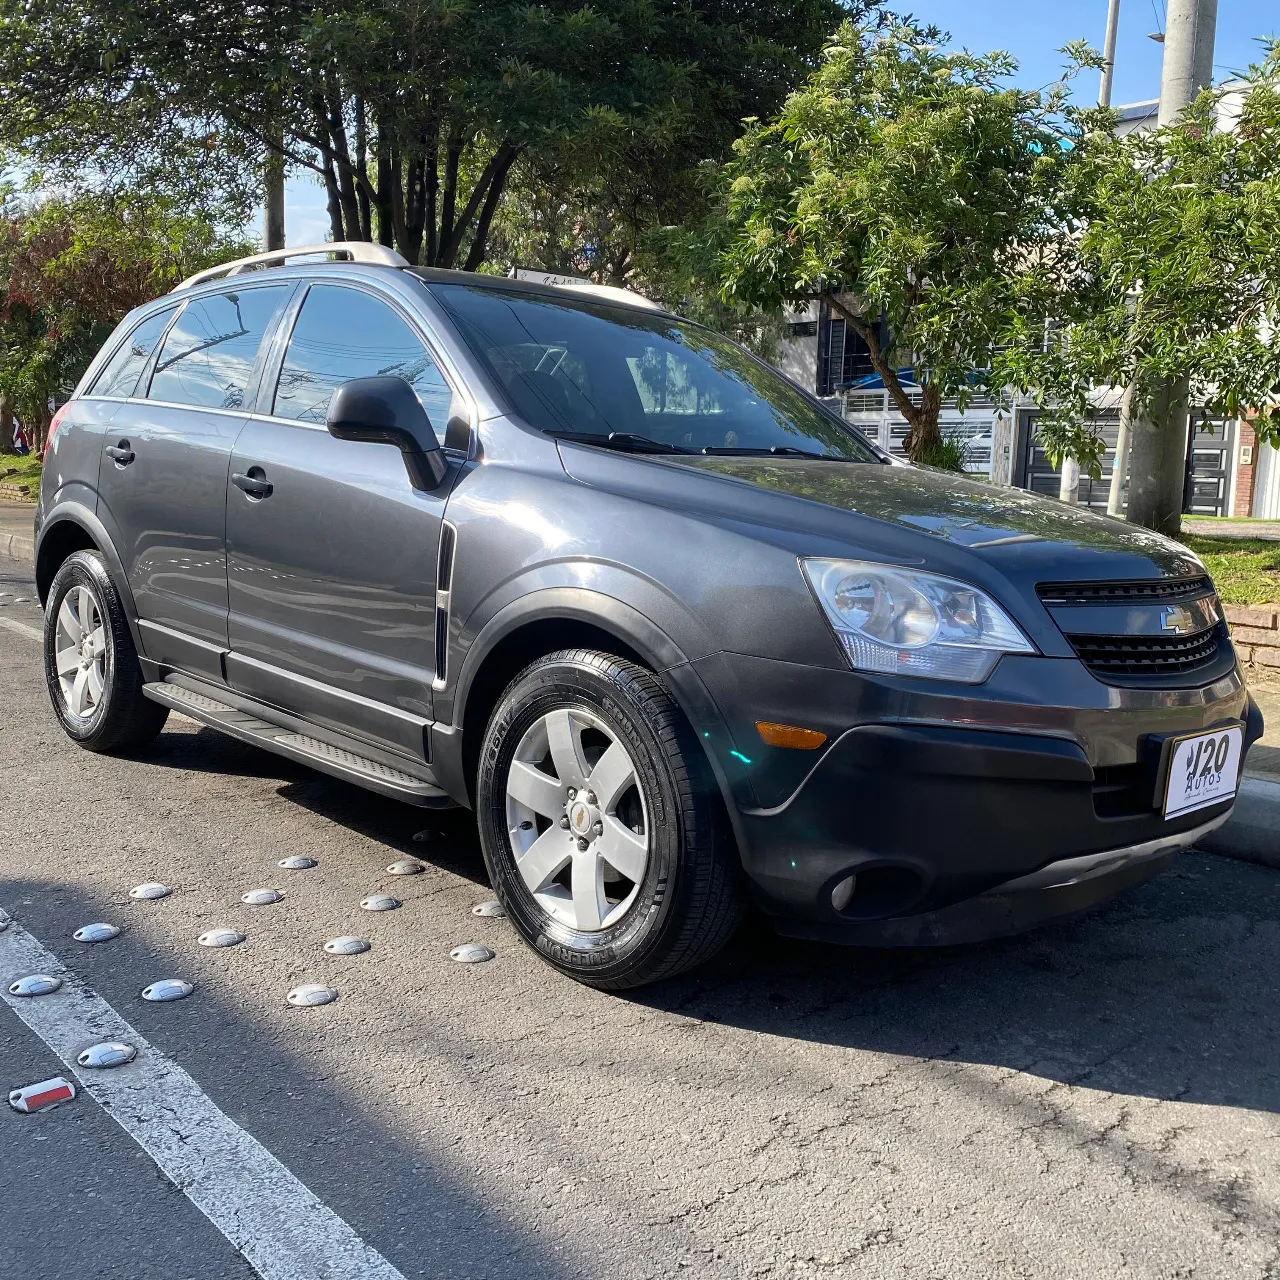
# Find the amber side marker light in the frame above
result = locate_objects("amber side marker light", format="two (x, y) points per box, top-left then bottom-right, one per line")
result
(755, 721), (828, 750)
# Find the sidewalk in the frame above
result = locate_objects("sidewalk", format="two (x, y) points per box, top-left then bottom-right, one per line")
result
(1183, 518), (1280, 540)
(0, 499), (34, 562)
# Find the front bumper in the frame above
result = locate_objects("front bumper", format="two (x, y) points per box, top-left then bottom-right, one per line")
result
(685, 651), (1264, 944)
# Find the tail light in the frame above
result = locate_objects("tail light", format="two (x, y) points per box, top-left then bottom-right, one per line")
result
(43, 403), (70, 459)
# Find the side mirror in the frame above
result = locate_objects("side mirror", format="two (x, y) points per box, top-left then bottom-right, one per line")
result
(326, 376), (449, 490)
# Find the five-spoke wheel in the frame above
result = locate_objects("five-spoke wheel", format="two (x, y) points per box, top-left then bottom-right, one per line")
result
(478, 649), (742, 988)
(43, 549), (168, 751)
(506, 707), (649, 932)
(52, 583), (108, 718)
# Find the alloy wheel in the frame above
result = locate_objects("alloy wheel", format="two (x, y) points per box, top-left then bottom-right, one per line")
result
(504, 707), (649, 932)
(53, 584), (108, 719)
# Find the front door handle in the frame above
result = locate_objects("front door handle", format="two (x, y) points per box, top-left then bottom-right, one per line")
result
(105, 441), (134, 466)
(231, 468), (273, 500)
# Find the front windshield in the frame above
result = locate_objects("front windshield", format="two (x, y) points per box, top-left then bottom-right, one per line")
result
(432, 283), (881, 461)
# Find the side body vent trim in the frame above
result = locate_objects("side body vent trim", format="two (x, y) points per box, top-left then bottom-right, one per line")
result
(433, 521), (458, 690)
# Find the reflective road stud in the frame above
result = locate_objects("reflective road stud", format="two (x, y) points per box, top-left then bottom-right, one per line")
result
(386, 859), (424, 876)
(198, 928), (246, 948)
(9, 973), (62, 997)
(360, 895), (400, 912)
(130, 883), (171, 901)
(9, 1077), (76, 1113)
(141, 979), (194, 1002)
(73, 923), (121, 944)
(78, 1042), (137, 1069)
(324, 937), (370, 955)
(278, 857), (317, 870)
(287, 984), (338, 1007)
(450, 944), (495, 964)
(472, 900), (506, 918)
(241, 889), (283, 906)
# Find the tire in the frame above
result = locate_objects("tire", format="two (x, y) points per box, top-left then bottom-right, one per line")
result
(476, 649), (742, 989)
(43, 550), (169, 752)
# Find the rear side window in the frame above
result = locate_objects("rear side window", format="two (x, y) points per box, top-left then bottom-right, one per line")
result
(147, 285), (290, 411)
(91, 308), (176, 399)
(272, 284), (452, 441)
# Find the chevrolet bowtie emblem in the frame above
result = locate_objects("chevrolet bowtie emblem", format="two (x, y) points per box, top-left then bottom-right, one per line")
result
(1160, 604), (1194, 635)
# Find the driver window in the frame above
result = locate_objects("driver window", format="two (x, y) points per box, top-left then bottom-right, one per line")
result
(273, 285), (453, 442)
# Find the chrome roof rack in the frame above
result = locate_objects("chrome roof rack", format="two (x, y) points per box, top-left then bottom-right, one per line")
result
(172, 242), (409, 293)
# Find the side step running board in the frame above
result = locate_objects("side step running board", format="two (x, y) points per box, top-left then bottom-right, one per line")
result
(143, 681), (455, 807)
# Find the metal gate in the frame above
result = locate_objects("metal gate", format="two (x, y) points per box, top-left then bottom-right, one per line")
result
(1184, 413), (1234, 516)
(1015, 408), (1234, 518)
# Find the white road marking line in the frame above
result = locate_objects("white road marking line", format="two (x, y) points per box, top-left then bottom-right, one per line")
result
(0, 613), (43, 642)
(0, 909), (408, 1280)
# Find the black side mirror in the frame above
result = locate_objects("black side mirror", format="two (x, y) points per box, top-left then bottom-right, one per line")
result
(326, 376), (449, 490)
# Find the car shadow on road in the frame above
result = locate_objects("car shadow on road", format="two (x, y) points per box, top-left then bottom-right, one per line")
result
(0, 877), (572, 1280)
(630, 852), (1280, 1116)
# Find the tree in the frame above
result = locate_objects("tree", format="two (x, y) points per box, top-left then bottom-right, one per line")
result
(0, 0), (846, 273)
(0, 192), (248, 453)
(696, 17), (1095, 464)
(998, 45), (1280, 534)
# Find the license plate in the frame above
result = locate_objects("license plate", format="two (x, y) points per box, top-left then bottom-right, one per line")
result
(1162, 725), (1244, 819)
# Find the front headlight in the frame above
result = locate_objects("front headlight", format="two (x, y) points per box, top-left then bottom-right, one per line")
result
(802, 558), (1036, 683)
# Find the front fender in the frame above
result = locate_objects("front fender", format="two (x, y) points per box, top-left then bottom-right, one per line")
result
(441, 584), (758, 828)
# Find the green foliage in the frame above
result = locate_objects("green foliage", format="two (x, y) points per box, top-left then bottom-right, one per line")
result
(1182, 536), (1280, 606)
(997, 43), (1280, 493)
(0, 191), (248, 446)
(0, 0), (848, 273)
(693, 16), (1097, 462)
(916, 430), (971, 474)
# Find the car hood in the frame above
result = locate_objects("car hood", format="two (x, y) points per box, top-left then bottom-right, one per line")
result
(654, 456), (1203, 579)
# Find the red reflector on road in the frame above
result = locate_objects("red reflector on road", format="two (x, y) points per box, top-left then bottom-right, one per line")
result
(9, 1076), (76, 1113)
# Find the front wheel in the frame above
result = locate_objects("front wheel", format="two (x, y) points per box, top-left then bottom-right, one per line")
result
(43, 549), (169, 752)
(476, 650), (742, 989)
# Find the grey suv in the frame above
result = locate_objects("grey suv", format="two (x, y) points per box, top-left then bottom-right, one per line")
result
(35, 243), (1263, 988)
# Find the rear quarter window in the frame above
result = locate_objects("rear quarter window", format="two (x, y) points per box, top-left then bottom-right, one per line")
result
(89, 307), (177, 399)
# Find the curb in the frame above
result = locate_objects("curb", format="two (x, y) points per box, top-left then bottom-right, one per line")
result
(0, 531), (34, 564)
(1198, 775), (1280, 869)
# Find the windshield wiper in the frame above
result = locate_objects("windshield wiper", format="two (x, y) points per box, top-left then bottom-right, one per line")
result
(549, 430), (692, 455)
(700, 445), (838, 459)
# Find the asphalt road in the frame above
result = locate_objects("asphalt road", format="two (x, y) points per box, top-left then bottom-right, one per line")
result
(2, 552), (1279, 1279)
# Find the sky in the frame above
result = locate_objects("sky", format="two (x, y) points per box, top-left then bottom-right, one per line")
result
(282, 0), (1280, 247)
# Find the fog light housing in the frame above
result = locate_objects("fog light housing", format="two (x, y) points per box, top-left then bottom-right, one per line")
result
(831, 874), (857, 912)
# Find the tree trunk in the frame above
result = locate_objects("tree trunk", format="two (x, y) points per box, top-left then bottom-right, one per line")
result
(1125, 377), (1190, 536)
(374, 135), (394, 247)
(825, 293), (940, 464)
(263, 133), (286, 252)
(463, 145), (519, 271)
(1059, 456), (1081, 504)
(0, 394), (15, 455)
(1106, 381), (1136, 517)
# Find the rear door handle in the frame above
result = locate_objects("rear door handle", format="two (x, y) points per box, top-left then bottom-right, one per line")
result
(105, 441), (134, 466)
(232, 469), (273, 499)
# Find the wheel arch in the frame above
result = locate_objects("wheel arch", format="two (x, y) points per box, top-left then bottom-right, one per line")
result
(441, 589), (745, 815)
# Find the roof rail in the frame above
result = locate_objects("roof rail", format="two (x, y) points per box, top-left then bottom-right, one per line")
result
(172, 242), (409, 293)
(555, 281), (665, 313)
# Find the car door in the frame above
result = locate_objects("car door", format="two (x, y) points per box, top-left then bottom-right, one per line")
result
(95, 282), (295, 680)
(224, 280), (464, 760)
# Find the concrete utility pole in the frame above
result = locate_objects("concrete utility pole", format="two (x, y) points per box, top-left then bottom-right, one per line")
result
(1098, 0), (1132, 516)
(1098, 0), (1121, 108)
(1124, 0), (1217, 533)
(1157, 0), (1218, 127)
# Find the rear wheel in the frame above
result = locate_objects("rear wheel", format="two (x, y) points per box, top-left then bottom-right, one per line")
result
(476, 649), (742, 989)
(43, 550), (168, 752)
